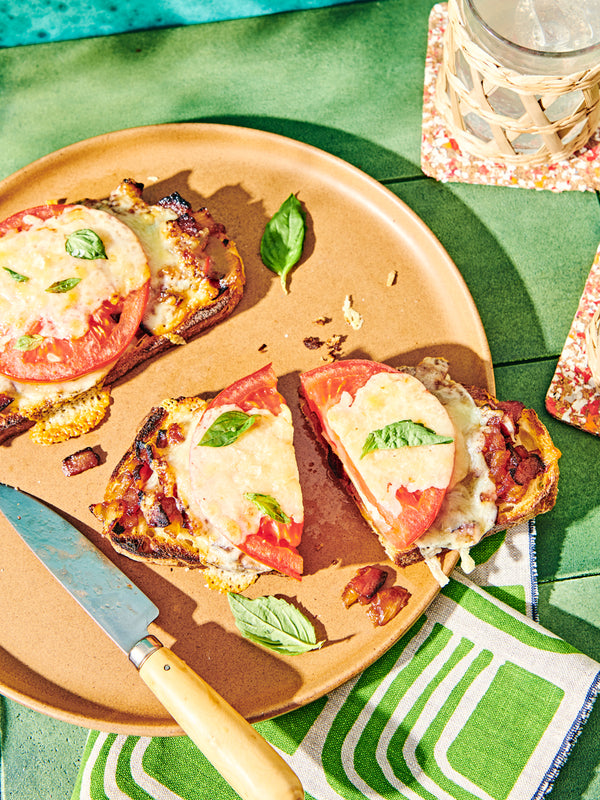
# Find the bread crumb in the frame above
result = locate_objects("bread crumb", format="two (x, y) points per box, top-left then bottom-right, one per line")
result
(314, 316), (332, 326)
(386, 270), (398, 287)
(343, 295), (363, 330)
(303, 336), (324, 350)
(321, 334), (347, 361)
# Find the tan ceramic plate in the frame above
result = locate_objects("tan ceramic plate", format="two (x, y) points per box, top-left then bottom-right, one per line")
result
(0, 123), (493, 734)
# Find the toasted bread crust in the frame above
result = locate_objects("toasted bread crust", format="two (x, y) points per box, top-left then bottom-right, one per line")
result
(0, 181), (245, 446)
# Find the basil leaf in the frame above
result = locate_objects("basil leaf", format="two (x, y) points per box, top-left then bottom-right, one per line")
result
(65, 228), (108, 260)
(245, 492), (291, 524)
(3, 267), (29, 282)
(228, 593), (323, 655)
(260, 194), (306, 293)
(361, 419), (453, 458)
(15, 334), (44, 351)
(45, 277), (82, 293)
(198, 410), (257, 447)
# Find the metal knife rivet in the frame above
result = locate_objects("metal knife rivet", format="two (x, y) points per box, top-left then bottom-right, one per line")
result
(164, 664), (171, 671)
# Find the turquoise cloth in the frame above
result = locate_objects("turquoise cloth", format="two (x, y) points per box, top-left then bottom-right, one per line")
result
(1, 0), (372, 47)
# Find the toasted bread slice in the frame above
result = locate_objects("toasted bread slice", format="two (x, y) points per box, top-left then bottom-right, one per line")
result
(90, 365), (304, 592)
(300, 357), (560, 584)
(0, 180), (245, 445)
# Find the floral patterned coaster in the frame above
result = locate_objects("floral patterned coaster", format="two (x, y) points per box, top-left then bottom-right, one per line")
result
(421, 3), (600, 193)
(546, 246), (600, 435)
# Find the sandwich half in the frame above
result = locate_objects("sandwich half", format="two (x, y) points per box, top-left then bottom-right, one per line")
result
(300, 356), (560, 584)
(0, 179), (244, 445)
(90, 364), (304, 593)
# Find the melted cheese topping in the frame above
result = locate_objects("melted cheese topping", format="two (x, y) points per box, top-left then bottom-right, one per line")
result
(92, 187), (217, 336)
(0, 205), (149, 345)
(0, 366), (111, 416)
(142, 403), (269, 576)
(188, 403), (303, 545)
(325, 371), (455, 519)
(410, 358), (498, 584)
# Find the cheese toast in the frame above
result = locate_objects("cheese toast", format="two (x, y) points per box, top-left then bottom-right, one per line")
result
(300, 357), (560, 584)
(0, 179), (245, 445)
(90, 364), (304, 593)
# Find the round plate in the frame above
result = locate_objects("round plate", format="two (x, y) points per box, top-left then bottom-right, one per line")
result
(0, 123), (493, 733)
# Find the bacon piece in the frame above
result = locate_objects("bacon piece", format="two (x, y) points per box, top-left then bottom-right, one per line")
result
(0, 394), (13, 413)
(497, 400), (524, 431)
(366, 585), (411, 626)
(513, 452), (544, 485)
(342, 565), (387, 607)
(61, 446), (101, 477)
(167, 422), (185, 445)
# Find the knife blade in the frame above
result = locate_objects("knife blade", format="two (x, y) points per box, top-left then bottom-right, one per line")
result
(0, 483), (304, 800)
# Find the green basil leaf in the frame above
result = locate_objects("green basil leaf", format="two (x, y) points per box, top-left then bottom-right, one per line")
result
(198, 410), (257, 447)
(45, 277), (82, 293)
(361, 419), (453, 458)
(228, 593), (323, 655)
(260, 194), (306, 293)
(65, 228), (108, 260)
(245, 492), (291, 524)
(15, 334), (44, 351)
(3, 267), (29, 282)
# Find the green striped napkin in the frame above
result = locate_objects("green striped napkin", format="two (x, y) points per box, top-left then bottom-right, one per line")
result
(71, 523), (600, 800)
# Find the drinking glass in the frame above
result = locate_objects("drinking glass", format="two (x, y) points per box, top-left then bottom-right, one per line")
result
(436, 0), (600, 165)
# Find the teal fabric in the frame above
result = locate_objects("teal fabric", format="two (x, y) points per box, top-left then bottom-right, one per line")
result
(0, 0), (375, 47)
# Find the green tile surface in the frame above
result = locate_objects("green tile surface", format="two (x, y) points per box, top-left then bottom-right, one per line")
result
(0, 0), (431, 184)
(1, 1), (600, 798)
(537, 576), (600, 800)
(391, 179), (600, 363)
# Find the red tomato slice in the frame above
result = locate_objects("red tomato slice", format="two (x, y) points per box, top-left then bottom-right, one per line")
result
(300, 359), (397, 415)
(0, 203), (72, 235)
(0, 204), (150, 383)
(207, 362), (285, 416)
(194, 364), (303, 579)
(300, 359), (451, 552)
(242, 518), (303, 581)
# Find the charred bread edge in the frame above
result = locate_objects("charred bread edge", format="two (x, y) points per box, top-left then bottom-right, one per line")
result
(89, 402), (201, 566)
(298, 371), (560, 569)
(466, 387), (560, 531)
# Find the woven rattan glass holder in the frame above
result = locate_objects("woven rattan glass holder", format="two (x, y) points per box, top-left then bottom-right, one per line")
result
(436, 0), (600, 166)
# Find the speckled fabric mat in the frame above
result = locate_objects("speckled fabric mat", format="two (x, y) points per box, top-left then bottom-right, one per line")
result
(421, 3), (600, 193)
(546, 243), (600, 436)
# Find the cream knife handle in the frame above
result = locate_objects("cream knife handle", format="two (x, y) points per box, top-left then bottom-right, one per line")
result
(136, 643), (304, 800)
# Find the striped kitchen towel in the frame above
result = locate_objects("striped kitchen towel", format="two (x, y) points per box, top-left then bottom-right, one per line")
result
(71, 523), (600, 800)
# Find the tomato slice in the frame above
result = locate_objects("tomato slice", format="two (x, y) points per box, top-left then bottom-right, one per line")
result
(0, 285), (149, 383)
(191, 364), (303, 579)
(0, 204), (150, 383)
(0, 203), (72, 235)
(300, 359), (397, 415)
(300, 359), (453, 552)
(242, 518), (303, 581)
(207, 362), (285, 416)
